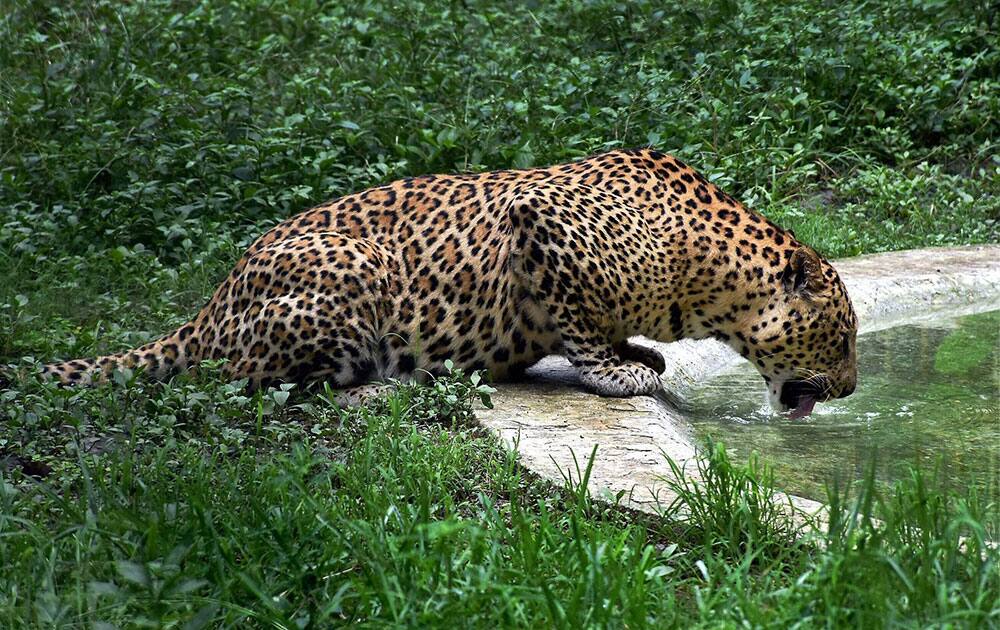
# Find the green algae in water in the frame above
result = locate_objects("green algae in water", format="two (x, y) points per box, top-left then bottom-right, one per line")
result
(686, 309), (1000, 501)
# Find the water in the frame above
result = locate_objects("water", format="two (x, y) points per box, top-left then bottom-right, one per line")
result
(686, 310), (1000, 501)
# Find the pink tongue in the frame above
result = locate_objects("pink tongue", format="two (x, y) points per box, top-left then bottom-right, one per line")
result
(788, 396), (817, 420)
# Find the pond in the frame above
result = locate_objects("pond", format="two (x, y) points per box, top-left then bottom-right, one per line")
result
(686, 309), (999, 502)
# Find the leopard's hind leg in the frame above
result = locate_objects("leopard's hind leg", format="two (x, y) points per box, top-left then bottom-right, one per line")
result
(204, 231), (397, 392)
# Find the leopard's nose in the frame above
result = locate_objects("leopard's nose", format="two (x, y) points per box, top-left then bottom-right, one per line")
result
(838, 371), (857, 398)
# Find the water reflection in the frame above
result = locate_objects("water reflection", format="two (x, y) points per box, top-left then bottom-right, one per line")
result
(686, 310), (1000, 501)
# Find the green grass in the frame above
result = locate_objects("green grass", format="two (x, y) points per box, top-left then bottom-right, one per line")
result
(1, 0), (998, 626)
(1, 374), (996, 627)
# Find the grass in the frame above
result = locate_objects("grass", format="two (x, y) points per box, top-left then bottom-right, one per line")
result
(1, 0), (998, 626)
(1, 374), (996, 627)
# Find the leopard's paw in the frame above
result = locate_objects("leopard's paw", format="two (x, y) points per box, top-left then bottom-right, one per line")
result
(331, 383), (395, 408)
(613, 341), (666, 374)
(579, 362), (661, 397)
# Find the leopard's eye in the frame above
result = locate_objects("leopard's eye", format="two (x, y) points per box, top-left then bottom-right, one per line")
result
(841, 333), (851, 358)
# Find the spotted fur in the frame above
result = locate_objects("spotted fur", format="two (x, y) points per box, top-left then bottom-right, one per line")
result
(39, 149), (858, 411)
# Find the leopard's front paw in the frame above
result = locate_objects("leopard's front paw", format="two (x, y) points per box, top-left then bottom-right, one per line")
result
(613, 341), (666, 374)
(579, 362), (662, 397)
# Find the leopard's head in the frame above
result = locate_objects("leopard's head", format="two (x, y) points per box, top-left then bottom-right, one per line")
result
(737, 247), (858, 418)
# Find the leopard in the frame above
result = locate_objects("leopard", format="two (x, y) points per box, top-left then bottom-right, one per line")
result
(32, 148), (858, 417)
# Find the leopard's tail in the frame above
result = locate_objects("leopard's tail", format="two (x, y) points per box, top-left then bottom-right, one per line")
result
(39, 321), (203, 386)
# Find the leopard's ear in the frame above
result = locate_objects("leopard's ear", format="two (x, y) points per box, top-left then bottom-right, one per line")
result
(782, 247), (824, 295)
